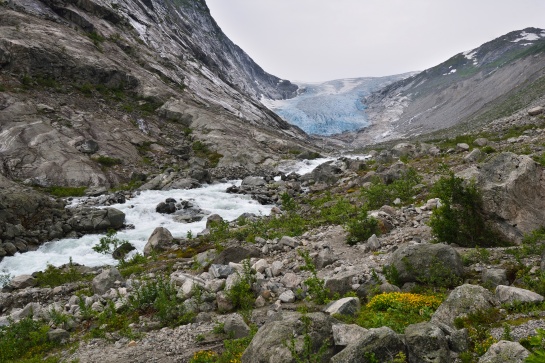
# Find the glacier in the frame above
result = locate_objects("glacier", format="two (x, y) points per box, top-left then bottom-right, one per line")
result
(263, 75), (411, 136)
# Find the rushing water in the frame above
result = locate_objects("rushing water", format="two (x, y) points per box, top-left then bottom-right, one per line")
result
(0, 156), (368, 278)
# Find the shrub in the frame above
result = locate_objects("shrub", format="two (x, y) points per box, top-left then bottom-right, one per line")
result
(346, 208), (380, 246)
(299, 250), (330, 304)
(429, 172), (505, 247)
(362, 168), (422, 209)
(34, 259), (89, 287)
(226, 259), (256, 312)
(95, 155), (122, 167)
(355, 292), (443, 333)
(0, 317), (59, 362)
(93, 229), (127, 255)
(285, 312), (330, 363)
(526, 328), (545, 363)
(190, 350), (218, 363)
(43, 186), (87, 197)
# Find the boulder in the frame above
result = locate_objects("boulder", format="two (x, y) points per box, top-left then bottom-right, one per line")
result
(143, 227), (173, 256)
(330, 326), (406, 363)
(528, 106), (544, 116)
(495, 285), (544, 305)
(8, 275), (37, 290)
(405, 322), (451, 363)
(112, 242), (136, 260)
(68, 207), (125, 232)
(432, 284), (498, 327)
(388, 243), (464, 285)
(241, 176), (267, 188)
(325, 270), (360, 297)
(224, 313), (250, 339)
(92, 268), (124, 295)
(281, 273), (302, 289)
(482, 269), (508, 288)
(474, 138), (489, 147)
(314, 248), (337, 269)
(457, 153), (545, 241)
(213, 246), (261, 265)
(331, 324), (368, 346)
(241, 312), (336, 363)
(478, 340), (530, 363)
(306, 160), (344, 184)
(456, 143), (470, 152)
(206, 214), (224, 228)
(279, 290), (296, 303)
(47, 328), (70, 344)
(324, 297), (360, 316)
(209, 264), (234, 279)
(464, 148), (485, 163)
(75, 139), (99, 154)
(155, 201), (176, 214)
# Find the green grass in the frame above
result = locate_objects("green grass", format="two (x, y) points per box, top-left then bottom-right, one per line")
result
(192, 141), (223, 167)
(42, 186), (87, 197)
(94, 155), (122, 167)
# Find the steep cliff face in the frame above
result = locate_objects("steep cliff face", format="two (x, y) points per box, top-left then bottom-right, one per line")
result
(349, 28), (545, 145)
(0, 0), (311, 188)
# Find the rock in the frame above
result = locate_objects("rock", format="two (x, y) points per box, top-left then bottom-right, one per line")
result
(324, 297), (360, 316)
(325, 270), (359, 297)
(528, 106), (544, 116)
(92, 268), (124, 295)
(209, 264), (234, 279)
(280, 236), (299, 248)
(392, 142), (416, 158)
(465, 148), (484, 163)
(432, 284), (498, 327)
(388, 243), (464, 285)
(330, 327), (406, 363)
(482, 269), (508, 288)
(143, 227), (173, 256)
(224, 313), (251, 339)
(157, 98), (193, 127)
(68, 207), (125, 232)
(271, 261), (284, 276)
(206, 214), (224, 228)
(75, 139), (99, 154)
(474, 138), (489, 147)
(479, 340), (530, 363)
(213, 246), (261, 265)
(8, 275), (37, 290)
(112, 242), (136, 260)
(306, 160), (344, 184)
(278, 290), (296, 303)
(495, 285), (544, 305)
(456, 143), (470, 152)
(155, 201), (176, 214)
(405, 322), (451, 363)
(366, 234), (381, 251)
(314, 248), (337, 269)
(241, 312), (336, 363)
(457, 153), (545, 241)
(47, 329), (70, 344)
(2, 242), (17, 256)
(252, 259), (268, 273)
(281, 273), (302, 289)
(332, 324), (368, 346)
(216, 291), (234, 312)
(241, 176), (267, 187)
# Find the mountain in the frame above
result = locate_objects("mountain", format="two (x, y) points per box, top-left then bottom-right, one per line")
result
(345, 27), (545, 146)
(262, 75), (412, 136)
(0, 0), (314, 188)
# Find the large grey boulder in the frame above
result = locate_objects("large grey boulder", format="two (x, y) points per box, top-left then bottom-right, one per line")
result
(332, 324), (368, 346)
(92, 268), (124, 295)
(68, 207), (125, 232)
(324, 297), (360, 316)
(432, 284), (499, 327)
(241, 312), (336, 363)
(330, 326), (406, 363)
(388, 243), (464, 285)
(482, 269), (508, 288)
(458, 153), (545, 241)
(8, 275), (36, 290)
(224, 313), (250, 339)
(405, 322), (451, 363)
(212, 246), (261, 265)
(143, 227), (173, 256)
(478, 340), (530, 363)
(495, 285), (544, 305)
(325, 270), (360, 297)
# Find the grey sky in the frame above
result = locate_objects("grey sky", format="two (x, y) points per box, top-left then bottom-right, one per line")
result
(206, 0), (545, 82)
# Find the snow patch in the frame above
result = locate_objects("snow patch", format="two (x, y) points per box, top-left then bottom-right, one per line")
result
(512, 31), (542, 42)
(463, 50), (478, 66)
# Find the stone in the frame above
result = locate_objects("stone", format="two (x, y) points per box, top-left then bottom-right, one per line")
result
(213, 246), (262, 265)
(241, 176), (267, 187)
(271, 261), (284, 276)
(495, 285), (544, 305)
(465, 148), (485, 163)
(280, 273), (302, 289)
(112, 242), (136, 260)
(216, 291), (234, 312)
(224, 313), (251, 339)
(474, 138), (489, 147)
(432, 284), (498, 327)
(331, 324), (368, 346)
(457, 153), (545, 242)
(2, 242), (17, 256)
(75, 139), (99, 154)
(155, 201), (176, 214)
(330, 327), (406, 363)
(92, 268), (124, 295)
(47, 329), (70, 344)
(405, 322), (451, 363)
(482, 268), (508, 288)
(314, 248), (337, 269)
(456, 143), (470, 152)
(324, 297), (360, 316)
(528, 106), (544, 116)
(278, 290), (295, 303)
(478, 340), (530, 363)
(68, 207), (125, 232)
(206, 214), (224, 228)
(325, 270), (359, 297)
(279, 236), (298, 248)
(388, 243), (464, 285)
(8, 275), (37, 290)
(252, 259), (268, 273)
(241, 312), (336, 363)
(143, 227), (173, 256)
(366, 234), (381, 251)
(209, 264), (234, 279)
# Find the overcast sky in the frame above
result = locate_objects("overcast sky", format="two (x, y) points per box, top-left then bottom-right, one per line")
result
(206, 0), (545, 82)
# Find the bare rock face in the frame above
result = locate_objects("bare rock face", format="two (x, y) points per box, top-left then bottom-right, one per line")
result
(458, 153), (545, 242)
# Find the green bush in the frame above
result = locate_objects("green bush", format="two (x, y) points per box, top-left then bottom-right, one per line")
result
(95, 155), (122, 167)
(34, 259), (89, 287)
(429, 172), (505, 247)
(226, 259), (256, 312)
(93, 229), (127, 255)
(43, 186), (87, 197)
(0, 317), (59, 362)
(299, 250), (330, 304)
(346, 208), (380, 246)
(362, 168), (422, 209)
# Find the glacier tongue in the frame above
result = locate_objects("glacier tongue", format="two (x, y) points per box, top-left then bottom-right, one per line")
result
(263, 76), (410, 136)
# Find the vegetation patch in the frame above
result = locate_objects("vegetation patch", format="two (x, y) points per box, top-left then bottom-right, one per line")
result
(41, 185), (87, 197)
(94, 155), (123, 167)
(34, 260), (91, 287)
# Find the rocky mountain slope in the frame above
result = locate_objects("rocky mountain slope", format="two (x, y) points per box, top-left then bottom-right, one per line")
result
(342, 28), (545, 146)
(0, 0), (314, 189)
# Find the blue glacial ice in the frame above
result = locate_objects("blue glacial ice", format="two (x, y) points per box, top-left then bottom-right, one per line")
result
(263, 76), (407, 136)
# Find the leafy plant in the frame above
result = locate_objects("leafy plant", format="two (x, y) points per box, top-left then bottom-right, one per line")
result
(299, 250), (329, 305)
(285, 313), (330, 363)
(42, 186), (87, 198)
(346, 208), (380, 246)
(429, 172), (506, 247)
(226, 260), (256, 312)
(34, 259), (89, 287)
(94, 155), (122, 167)
(0, 317), (60, 362)
(92, 229), (127, 255)
(454, 308), (502, 361)
(526, 328), (545, 363)
(362, 168), (422, 209)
